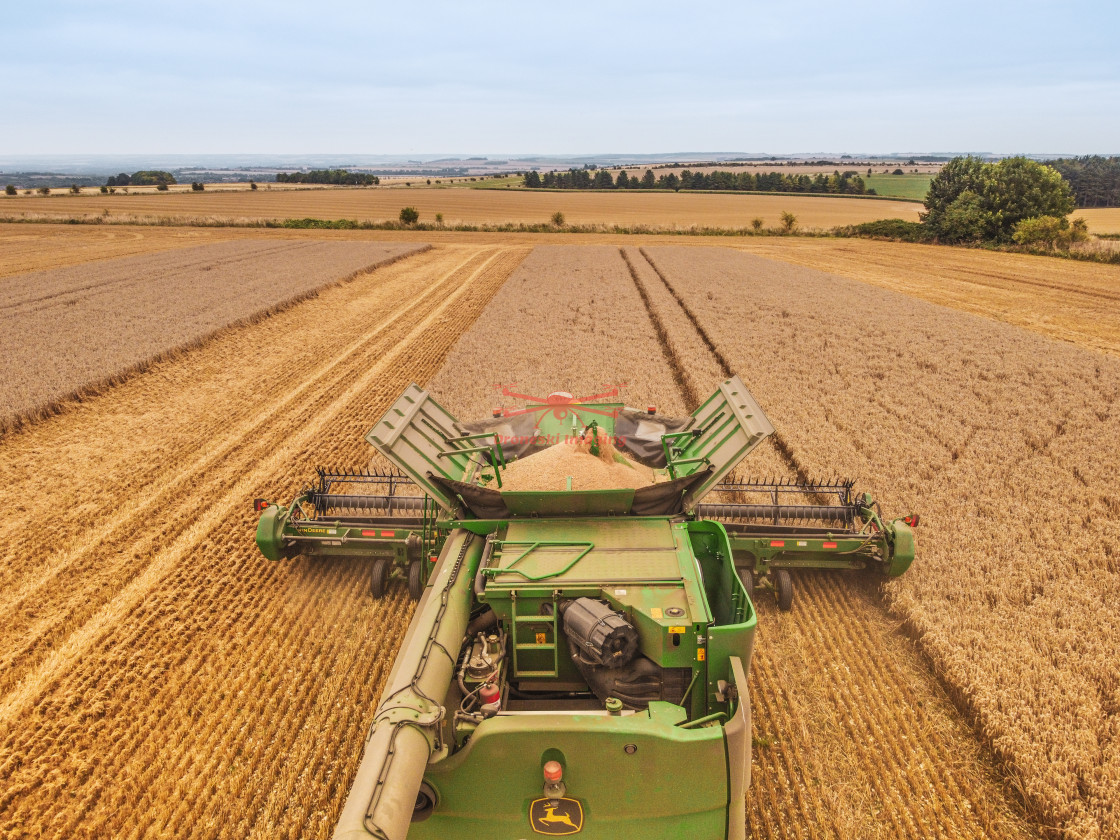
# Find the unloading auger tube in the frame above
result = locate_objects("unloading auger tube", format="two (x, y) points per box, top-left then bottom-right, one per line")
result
(334, 529), (482, 840)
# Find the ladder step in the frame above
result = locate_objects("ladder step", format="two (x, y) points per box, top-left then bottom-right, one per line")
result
(515, 670), (559, 678)
(512, 616), (554, 624)
(514, 643), (555, 651)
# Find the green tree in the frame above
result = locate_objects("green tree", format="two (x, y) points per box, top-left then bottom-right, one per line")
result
(779, 211), (798, 233)
(924, 156), (1075, 243)
(70, 184), (81, 194)
(131, 170), (176, 186)
(978, 157), (1075, 241)
(616, 171), (630, 188)
(37, 186), (51, 195)
(551, 211), (565, 227)
(4, 185), (15, 195)
(524, 170), (542, 188)
(640, 169), (655, 189)
(935, 190), (986, 243)
(399, 206), (419, 224)
(923, 156), (986, 238)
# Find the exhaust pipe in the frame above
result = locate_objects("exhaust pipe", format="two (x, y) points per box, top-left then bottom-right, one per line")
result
(334, 529), (482, 840)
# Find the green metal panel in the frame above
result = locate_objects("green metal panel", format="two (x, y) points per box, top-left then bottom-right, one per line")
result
(666, 377), (775, 509)
(255, 504), (289, 561)
(523, 401), (624, 438)
(503, 488), (636, 516)
(887, 521), (915, 577)
(412, 703), (730, 840)
(365, 384), (504, 512)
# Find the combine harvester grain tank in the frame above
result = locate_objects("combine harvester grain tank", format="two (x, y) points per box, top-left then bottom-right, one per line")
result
(253, 377), (917, 839)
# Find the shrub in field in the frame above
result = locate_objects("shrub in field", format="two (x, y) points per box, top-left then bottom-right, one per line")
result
(99, 185), (109, 194)
(779, 211), (798, 233)
(191, 182), (205, 191)
(70, 184), (81, 194)
(4, 185), (15, 196)
(37, 186), (50, 195)
(156, 183), (169, 192)
(398, 206), (419, 225)
(435, 213), (444, 226)
(1012, 215), (1089, 250)
(841, 218), (931, 243)
(750, 217), (764, 232)
(249, 181), (258, 190)
(551, 211), (566, 227)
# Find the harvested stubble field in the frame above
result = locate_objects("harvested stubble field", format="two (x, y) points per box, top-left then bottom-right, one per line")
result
(0, 226), (240, 278)
(638, 245), (1120, 840)
(729, 238), (1120, 357)
(1075, 209), (1120, 235)
(0, 186), (922, 229)
(0, 240), (427, 431)
(429, 245), (1041, 840)
(0, 243), (530, 838)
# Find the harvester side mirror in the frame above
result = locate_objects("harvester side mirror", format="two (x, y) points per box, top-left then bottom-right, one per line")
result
(903, 514), (921, 527)
(253, 498), (270, 512)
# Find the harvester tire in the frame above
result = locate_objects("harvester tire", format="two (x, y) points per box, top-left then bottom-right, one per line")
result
(774, 569), (793, 612)
(407, 559), (424, 601)
(370, 557), (391, 599)
(736, 565), (755, 601)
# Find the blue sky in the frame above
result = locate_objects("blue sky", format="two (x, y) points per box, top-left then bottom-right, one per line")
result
(2, 0), (1117, 155)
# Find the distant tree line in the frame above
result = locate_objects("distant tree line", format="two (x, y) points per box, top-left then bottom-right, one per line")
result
(106, 171), (177, 187)
(1045, 156), (1120, 207)
(526, 167), (871, 194)
(275, 169), (380, 185)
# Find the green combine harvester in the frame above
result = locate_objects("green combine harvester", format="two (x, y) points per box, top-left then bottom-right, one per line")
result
(253, 378), (916, 840)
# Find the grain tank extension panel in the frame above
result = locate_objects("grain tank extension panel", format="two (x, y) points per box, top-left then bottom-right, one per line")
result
(365, 384), (496, 514)
(669, 376), (775, 510)
(366, 378), (773, 517)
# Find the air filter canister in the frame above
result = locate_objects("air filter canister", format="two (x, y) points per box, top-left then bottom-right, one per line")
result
(561, 598), (639, 668)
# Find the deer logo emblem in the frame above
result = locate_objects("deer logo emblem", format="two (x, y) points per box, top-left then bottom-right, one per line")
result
(530, 797), (583, 835)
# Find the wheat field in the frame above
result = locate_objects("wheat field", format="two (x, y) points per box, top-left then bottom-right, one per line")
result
(0, 187), (922, 229)
(0, 241), (426, 430)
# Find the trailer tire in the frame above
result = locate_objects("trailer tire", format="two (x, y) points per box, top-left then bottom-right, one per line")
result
(407, 559), (424, 601)
(370, 557), (391, 599)
(406, 532), (423, 563)
(774, 569), (793, 612)
(736, 565), (755, 602)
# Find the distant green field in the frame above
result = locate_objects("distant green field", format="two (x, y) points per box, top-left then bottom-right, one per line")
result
(468, 175), (524, 189)
(864, 173), (931, 201)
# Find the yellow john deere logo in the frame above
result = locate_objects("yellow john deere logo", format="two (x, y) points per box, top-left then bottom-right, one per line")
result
(530, 797), (583, 835)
